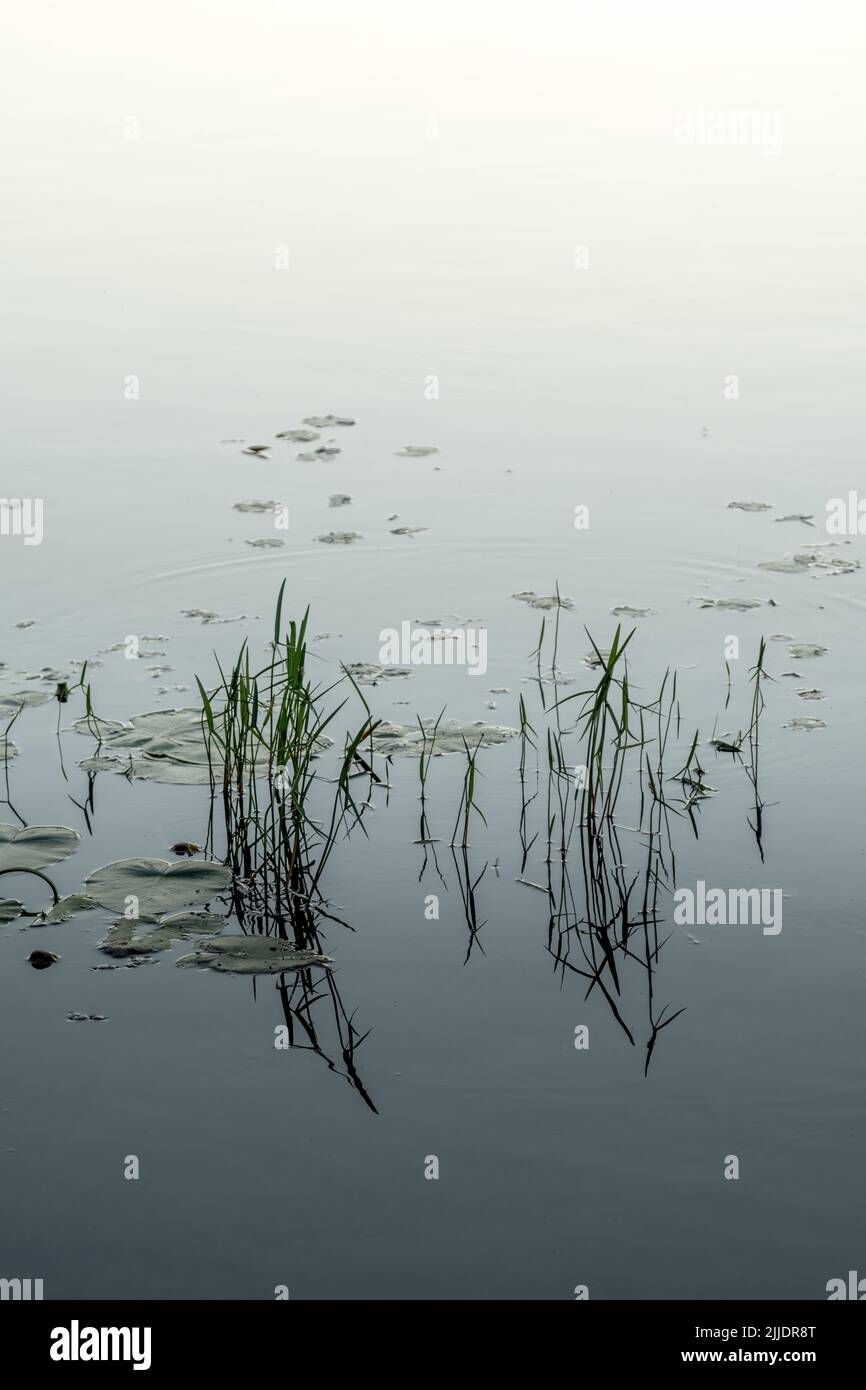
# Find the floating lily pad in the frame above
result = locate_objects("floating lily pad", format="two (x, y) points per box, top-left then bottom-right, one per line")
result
(85, 858), (231, 923)
(611, 606), (656, 618)
(390, 526), (428, 536)
(0, 898), (23, 923)
(0, 825), (79, 873)
(176, 934), (333, 974)
(692, 597), (763, 611)
(787, 644), (827, 659)
(302, 415), (355, 428)
(245, 537), (285, 548)
(73, 707), (234, 785)
(276, 428), (319, 442)
(341, 662), (412, 684)
(728, 501), (773, 512)
(397, 445), (438, 458)
(369, 718), (518, 757)
(512, 592), (575, 611)
(0, 689), (53, 712)
(775, 514), (814, 526)
(99, 911), (224, 957)
(796, 689), (824, 700)
(181, 609), (250, 625)
(67, 1012), (107, 1021)
(784, 716), (826, 732)
(233, 500), (284, 513)
(760, 548), (860, 577)
(33, 893), (100, 925)
(329, 494), (352, 507)
(298, 447), (341, 461)
(0, 740), (18, 762)
(314, 531), (363, 545)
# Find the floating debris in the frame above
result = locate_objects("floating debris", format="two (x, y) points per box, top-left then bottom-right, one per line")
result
(15, 620), (37, 629)
(314, 531), (363, 545)
(611, 606), (656, 618)
(181, 609), (250, 625)
(328, 494), (352, 508)
(301, 415), (355, 428)
(170, 842), (201, 857)
(176, 935), (333, 975)
(775, 514), (815, 526)
(245, 537), (285, 548)
(0, 740), (18, 762)
(390, 526), (428, 537)
(67, 1012), (107, 1021)
(397, 445), (438, 458)
(728, 501), (773, 512)
(29, 950), (59, 969)
(512, 592), (575, 611)
(276, 429), (319, 442)
(784, 716), (826, 732)
(759, 547), (860, 577)
(85, 857), (232, 922)
(796, 689), (824, 700)
(787, 644), (827, 659)
(242, 445), (271, 456)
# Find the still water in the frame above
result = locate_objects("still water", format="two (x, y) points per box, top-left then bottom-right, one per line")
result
(1, 1), (865, 1299)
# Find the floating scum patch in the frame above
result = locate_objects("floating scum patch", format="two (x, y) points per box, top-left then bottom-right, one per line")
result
(0, 825), (79, 872)
(176, 934), (333, 974)
(84, 857), (232, 923)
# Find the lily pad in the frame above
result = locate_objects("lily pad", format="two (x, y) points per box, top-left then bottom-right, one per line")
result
(328, 494), (352, 507)
(302, 415), (355, 428)
(787, 644), (827, 659)
(369, 718), (518, 757)
(611, 606), (656, 618)
(341, 662), (412, 684)
(0, 689), (53, 712)
(0, 898), (23, 923)
(692, 597), (763, 611)
(0, 825), (79, 873)
(314, 531), (363, 545)
(233, 500), (284, 513)
(760, 548), (860, 577)
(176, 934), (333, 974)
(775, 514), (815, 526)
(784, 717), (826, 732)
(181, 609), (250, 625)
(796, 689), (824, 700)
(298, 447), (341, 461)
(245, 537), (285, 548)
(99, 911), (224, 956)
(32, 893), (100, 925)
(276, 428), (319, 442)
(73, 708), (224, 785)
(512, 592), (575, 611)
(0, 740), (18, 762)
(397, 445), (438, 458)
(728, 501), (773, 512)
(84, 858), (231, 923)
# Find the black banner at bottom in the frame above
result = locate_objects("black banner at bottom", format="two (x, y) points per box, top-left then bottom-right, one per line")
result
(0, 1299), (861, 1373)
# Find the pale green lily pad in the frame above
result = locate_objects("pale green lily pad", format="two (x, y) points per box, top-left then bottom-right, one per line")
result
(315, 531), (362, 544)
(693, 596), (763, 611)
(370, 718), (518, 757)
(99, 912), (224, 956)
(245, 537), (285, 548)
(1, 740), (18, 762)
(277, 428), (319, 442)
(341, 662), (412, 684)
(84, 858), (231, 923)
(512, 592), (575, 611)
(298, 447), (341, 461)
(784, 716), (826, 732)
(760, 548), (860, 577)
(788, 644), (827, 659)
(796, 689), (824, 701)
(728, 501), (773, 512)
(33, 893), (100, 925)
(79, 755), (124, 773)
(302, 415), (355, 428)
(0, 689), (53, 712)
(0, 825), (79, 872)
(176, 934), (333, 974)
(611, 606), (656, 618)
(0, 898), (23, 923)
(73, 707), (231, 785)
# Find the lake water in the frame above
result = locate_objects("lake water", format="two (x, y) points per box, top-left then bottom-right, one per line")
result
(2, 0), (865, 1300)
